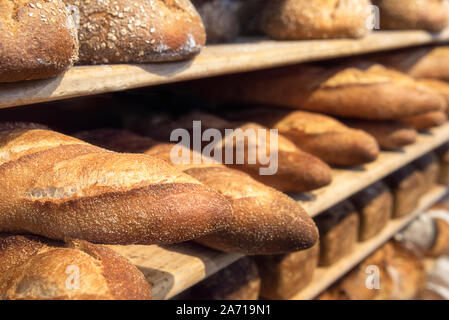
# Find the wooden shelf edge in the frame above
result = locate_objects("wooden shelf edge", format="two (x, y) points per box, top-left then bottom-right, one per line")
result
(1, 30), (449, 110)
(291, 185), (449, 300)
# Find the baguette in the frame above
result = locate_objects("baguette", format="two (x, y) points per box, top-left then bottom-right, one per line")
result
(0, 123), (232, 244)
(76, 129), (319, 255)
(64, 0), (206, 64)
(0, 234), (152, 300)
(261, 0), (371, 40)
(0, 0), (79, 82)
(343, 120), (418, 150)
(400, 111), (447, 130)
(222, 108), (379, 166)
(198, 62), (445, 120)
(373, 0), (449, 31)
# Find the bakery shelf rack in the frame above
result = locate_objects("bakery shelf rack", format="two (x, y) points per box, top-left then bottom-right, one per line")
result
(292, 185), (449, 300)
(1, 29), (449, 110)
(108, 123), (449, 300)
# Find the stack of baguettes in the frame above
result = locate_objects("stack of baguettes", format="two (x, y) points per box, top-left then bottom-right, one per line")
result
(0, 122), (322, 300)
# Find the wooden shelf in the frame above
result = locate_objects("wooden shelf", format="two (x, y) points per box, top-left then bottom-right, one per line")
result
(295, 123), (449, 217)
(107, 125), (449, 300)
(1, 29), (449, 110)
(292, 185), (449, 300)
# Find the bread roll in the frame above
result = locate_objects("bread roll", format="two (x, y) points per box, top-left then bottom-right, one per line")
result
(373, 0), (449, 31)
(0, 0), (79, 82)
(414, 152), (441, 191)
(385, 165), (426, 218)
(76, 129), (319, 255)
(255, 244), (319, 300)
(65, 0), (206, 64)
(315, 201), (360, 266)
(222, 107), (379, 166)
(178, 257), (260, 300)
(192, 0), (240, 43)
(400, 111), (448, 130)
(343, 120), (417, 150)
(0, 123), (232, 244)
(351, 182), (393, 241)
(0, 234), (152, 300)
(197, 62), (445, 120)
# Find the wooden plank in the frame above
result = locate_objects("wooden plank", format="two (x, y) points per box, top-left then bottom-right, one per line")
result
(1, 29), (449, 109)
(295, 123), (449, 217)
(292, 185), (449, 300)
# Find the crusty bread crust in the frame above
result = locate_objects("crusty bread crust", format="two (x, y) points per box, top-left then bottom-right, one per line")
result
(0, 235), (152, 300)
(400, 111), (448, 130)
(0, 0), (79, 82)
(65, 0), (206, 64)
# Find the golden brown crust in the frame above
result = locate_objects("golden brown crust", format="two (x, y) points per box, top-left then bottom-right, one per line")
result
(418, 79), (449, 117)
(344, 120), (417, 150)
(0, 235), (152, 300)
(400, 111), (448, 130)
(373, 0), (449, 31)
(0, 0), (79, 82)
(261, 0), (371, 40)
(66, 0), (206, 64)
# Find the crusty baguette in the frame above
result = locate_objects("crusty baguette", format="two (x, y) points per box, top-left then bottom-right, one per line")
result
(0, 0), (79, 82)
(343, 119), (418, 150)
(192, 0), (240, 44)
(76, 129), (319, 254)
(0, 234), (152, 300)
(261, 0), (371, 40)
(196, 62), (445, 120)
(400, 111), (448, 130)
(373, 0), (449, 31)
(0, 123), (232, 244)
(65, 0), (205, 64)
(222, 108), (379, 166)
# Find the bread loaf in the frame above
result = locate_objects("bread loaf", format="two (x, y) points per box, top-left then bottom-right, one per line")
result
(0, 0), (79, 82)
(178, 257), (260, 300)
(436, 143), (449, 185)
(351, 182), (393, 241)
(400, 111), (447, 130)
(76, 129), (319, 255)
(385, 165), (426, 218)
(343, 120), (417, 150)
(260, 0), (371, 40)
(192, 0), (240, 43)
(0, 123), (232, 244)
(373, 0), (449, 31)
(198, 62), (445, 120)
(414, 152), (441, 191)
(222, 107), (379, 166)
(315, 201), (360, 266)
(255, 244), (319, 300)
(419, 79), (449, 116)
(64, 0), (206, 64)
(0, 234), (152, 300)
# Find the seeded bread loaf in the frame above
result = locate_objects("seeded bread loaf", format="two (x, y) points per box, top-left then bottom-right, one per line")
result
(0, 234), (152, 300)
(76, 129), (319, 255)
(0, 123), (232, 244)
(351, 182), (393, 241)
(314, 201), (360, 267)
(0, 0), (79, 82)
(65, 0), (206, 64)
(261, 0), (371, 40)
(343, 120), (418, 150)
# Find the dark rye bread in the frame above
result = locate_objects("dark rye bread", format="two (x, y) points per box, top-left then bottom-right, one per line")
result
(197, 62), (445, 120)
(0, 123), (231, 244)
(76, 129), (319, 255)
(400, 111), (448, 130)
(0, 234), (152, 300)
(261, 0), (371, 40)
(222, 108), (379, 166)
(65, 0), (206, 64)
(373, 0), (449, 31)
(0, 0), (79, 82)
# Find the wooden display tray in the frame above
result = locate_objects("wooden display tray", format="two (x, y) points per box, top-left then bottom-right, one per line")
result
(1, 29), (449, 110)
(108, 124), (449, 300)
(292, 185), (449, 300)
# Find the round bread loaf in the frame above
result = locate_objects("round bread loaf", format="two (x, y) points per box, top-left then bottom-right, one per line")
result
(0, 0), (79, 83)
